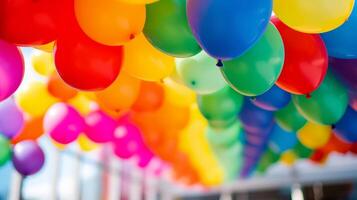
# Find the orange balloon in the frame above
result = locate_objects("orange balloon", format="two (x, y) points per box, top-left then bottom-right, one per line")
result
(116, 0), (158, 5)
(96, 72), (141, 112)
(132, 81), (164, 112)
(75, 0), (146, 46)
(48, 72), (78, 101)
(12, 117), (44, 144)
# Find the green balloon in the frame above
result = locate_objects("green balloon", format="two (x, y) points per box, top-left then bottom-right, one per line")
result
(206, 120), (242, 147)
(292, 72), (348, 125)
(0, 135), (11, 166)
(198, 86), (244, 129)
(257, 148), (280, 173)
(275, 101), (307, 132)
(213, 142), (243, 181)
(176, 52), (226, 94)
(144, 0), (201, 57)
(293, 142), (313, 159)
(221, 23), (284, 96)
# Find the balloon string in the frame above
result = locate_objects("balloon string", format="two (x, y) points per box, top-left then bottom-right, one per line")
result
(129, 34), (135, 40)
(216, 59), (223, 67)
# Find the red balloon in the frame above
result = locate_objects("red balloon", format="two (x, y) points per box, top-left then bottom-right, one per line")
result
(272, 18), (328, 95)
(0, 0), (56, 46)
(323, 133), (352, 154)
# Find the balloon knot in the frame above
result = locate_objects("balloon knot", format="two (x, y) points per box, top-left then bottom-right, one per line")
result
(332, 124), (336, 129)
(306, 93), (311, 99)
(250, 97), (257, 101)
(129, 34), (135, 40)
(216, 59), (223, 67)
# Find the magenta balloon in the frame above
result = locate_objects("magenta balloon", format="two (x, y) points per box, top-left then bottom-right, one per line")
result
(136, 147), (154, 168)
(85, 110), (116, 143)
(0, 98), (24, 139)
(0, 39), (24, 101)
(12, 140), (45, 176)
(44, 103), (85, 144)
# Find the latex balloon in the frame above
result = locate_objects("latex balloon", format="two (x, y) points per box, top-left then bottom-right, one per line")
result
(298, 122), (331, 149)
(293, 141), (313, 159)
(329, 57), (357, 93)
(269, 125), (298, 154)
(33, 42), (55, 53)
(12, 141), (45, 176)
(144, 0), (201, 57)
(0, 0), (57, 45)
(75, 0), (146, 46)
(163, 78), (196, 107)
(275, 101), (307, 132)
(310, 150), (328, 165)
(77, 134), (98, 152)
(206, 120), (242, 147)
(0, 39), (24, 101)
(68, 94), (93, 115)
(293, 72), (349, 125)
(334, 107), (357, 142)
(11, 117), (44, 144)
(187, 0), (272, 60)
(15, 82), (58, 117)
(221, 23), (285, 96)
(323, 133), (352, 154)
(176, 52), (226, 95)
(251, 85), (291, 111)
(256, 149), (280, 173)
(96, 72), (141, 112)
(198, 86), (244, 129)
(48, 72), (78, 101)
(85, 110), (117, 143)
(213, 142), (243, 181)
(321, 2), (357, 59)
(44, 103), (85, 144)
(132, 81), (164, 112)
(274, 0), (354, 33)
(54, 32), (123, 91)
(272, 18), (328, 95)
(123, 34), (174, 81)
(280, 150), (297, 166)
(136, 147), (154, 168)
(117, 0), (157, 4)
(0, 135), (11, 166)
(31, 50), (55, 77)
(0, 99), (24, 139)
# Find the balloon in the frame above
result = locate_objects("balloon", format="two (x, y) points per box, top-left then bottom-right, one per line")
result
(123, 34), (174, 81)
(117, 0), (157, 4)
(213, 142), (243, 181)
(74, 0), (146, 46)
(0, 99), (24, 139)
(187, 0), (272, 60)
(33, 42), (55, 53)
(136, 147), (154, 168)
(144, 0), (201, 57)
(15, 82), (58, 117)
(275, 101), (307, 132)
(198, 86), (244, 129)
(0, 135), (11, 166)
(206, 120), (242, 147)
(85, 110), (117, 143)
(293, 141), (313, 159)
(0, 39), (24, 101)
(132, 81), (164, 112)
(68, 94), (93, 116)
(48, 72), (78, 101)
(322, 133), (352, 154)
(0, 0), (56, 45)
(272, 18), (328, 95)
(251, 85), (291, 111)
(269, 125), (298, 154)
(293, 72), (349, 125)
(44, 103), (85, 144)
(12, 117), (44, 144)
(31, 50), (55, 76)
(334, 107), (357, 142)
(280, 150), (296, 166)
(77, 134), (98, 152)
(321, 2), (357, 59)
(163, 78), (196, 107)
(329, 57), (357, 93)
(176, 52), (226, 95)
(12, 141), (45, 176)
(298, 122), (331, 149)
(96, 72), (141, 112)
(54, 32), (123, 91)
(273, 0), (354, 33)
(310, 149), (328, 164)
(221, 23), (285, 96)
(256, 149), (280, 173)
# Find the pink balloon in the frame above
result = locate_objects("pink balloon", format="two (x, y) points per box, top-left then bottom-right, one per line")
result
(136, 146), (154, 168)
(0, 39), (24, 101)
(85, 110), (116, 143)
(44, 103), (85, 144)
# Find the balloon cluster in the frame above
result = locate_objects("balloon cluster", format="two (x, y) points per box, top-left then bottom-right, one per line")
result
(0, 0), (357, 186)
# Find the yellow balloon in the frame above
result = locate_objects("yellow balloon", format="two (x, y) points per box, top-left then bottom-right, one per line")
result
(31, 50), (56, 76)
(298, 122), (332, 149)
(116, 0), (158, 4)
(15, 82), (58, 117)
(77, 134), (98, 152)
(68, 94), (93, 116)
(273, 0), (354, 33)
(51, 139), (67, 150)
(123, 34), (175, 81)
(33, 42), (55, 53)
(280, 150), (297, 166)
(163, 78), (196, 107)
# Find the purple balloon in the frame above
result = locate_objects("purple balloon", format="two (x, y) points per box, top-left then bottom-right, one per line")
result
(0, 39), (24, 101)
(350, 92), (357, 111)
(12, 141), (45, 176)
(329, 57), (357, 92)
(0, 98), (24, 139)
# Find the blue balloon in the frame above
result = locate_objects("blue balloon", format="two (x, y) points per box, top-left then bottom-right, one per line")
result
(239, 100), (274, 134)
(268, 124), (298, 154)
(334, 107), (357, 142)
(187, 0), (272, 61)
(251, 85), (291, 111)
(321, 3), (357, 59)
